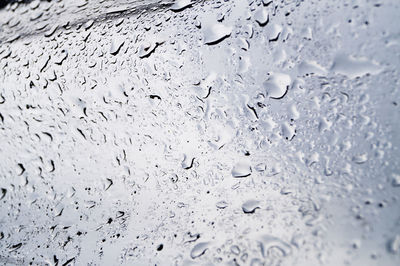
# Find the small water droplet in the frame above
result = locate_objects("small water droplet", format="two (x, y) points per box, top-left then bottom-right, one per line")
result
(110, 38), (125, 55)
(190, 242), (210, 259)
(352, 153), (368, 164)
(259, 235), (292, 258)
(170, 0), (192, 12)
(388, 235), (400, 254)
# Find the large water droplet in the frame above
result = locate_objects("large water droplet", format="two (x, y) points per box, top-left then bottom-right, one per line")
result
(254, 8), (269, 26)
(263, 72), (291, 99)
(331, 54), (382, 79)
(203, 23), (232, 45)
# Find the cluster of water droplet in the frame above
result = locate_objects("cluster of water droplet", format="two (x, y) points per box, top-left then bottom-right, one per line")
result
(0, 0), (399, 265)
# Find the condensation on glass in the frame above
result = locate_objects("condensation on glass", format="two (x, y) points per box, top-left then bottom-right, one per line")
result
(0, 0), (399, 265)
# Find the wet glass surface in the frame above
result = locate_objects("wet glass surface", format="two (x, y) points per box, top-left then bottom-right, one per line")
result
(0, 0), (399, 265)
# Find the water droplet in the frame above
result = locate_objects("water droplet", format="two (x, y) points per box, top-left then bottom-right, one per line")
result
(232, 161), (252, 178)
(242, 200), (260, 214)
(318, 117), (332, 132)
(288, 104), (300, 120)
(254, 8), (269, 26)
(266, 23), (282, 41)
(44, 24), (58, 37)
(190, 242), (210, 259)
(388, 235), (400, 254)
(203, 23), (232, 45)
(84, 20), (94, 30)
(331, 54), (382, 79)
(138, 40), (162, 58)
(259, 235), (292, 258)
(301, 27), (313, 40)
(254, 163), (266, 172)
(230, 245), (240, 255)
(391, 174), (400, 187)
(170, 0), (192, 12)
(281, 122), (295, 140)
(0, 188), (6, 200)
(216, 200), (228, 209)
(29, 0), (40, 10)
(352, 153), (368, 164)
(110, 38), (125, 55)
(263, 72), (291, 99)
(238, 56), (251, 73)
(181, 154), (195, 169)
(298, 60), (327, 76)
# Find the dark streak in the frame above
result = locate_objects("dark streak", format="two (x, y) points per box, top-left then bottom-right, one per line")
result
(105, 178), (113, 191)
(62, 257), (75, 266)
(76, 128), (86, 139)
(270, 86), (289, 100)
(247, 104), (259, 119)
(17, 163), (25, 175)
(183, 158), (195, 170)
(203, 87), (212, 99)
